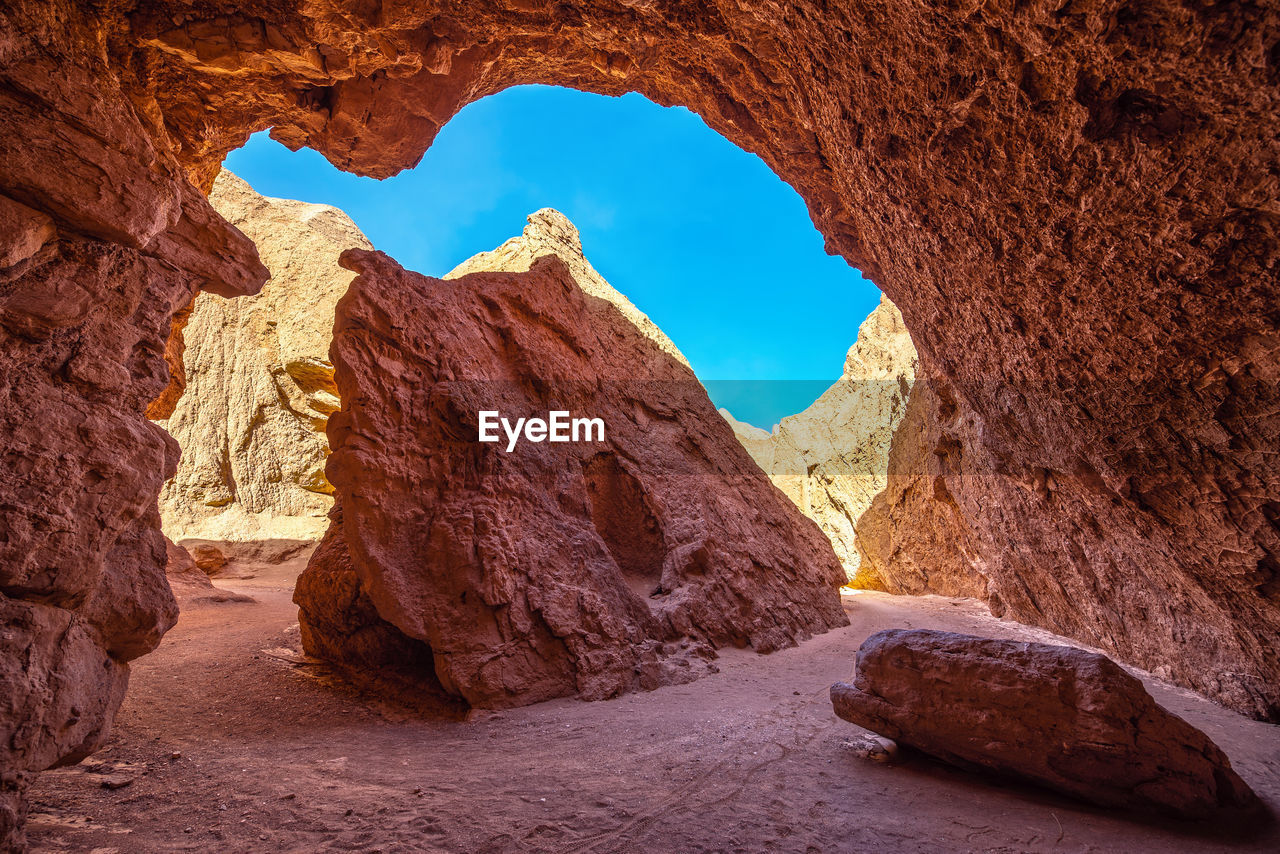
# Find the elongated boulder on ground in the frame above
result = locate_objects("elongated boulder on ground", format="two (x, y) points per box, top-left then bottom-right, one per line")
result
(294, 246), (848, 708)
(830, 629), (1259, 818)
(722, 295), (917, 579)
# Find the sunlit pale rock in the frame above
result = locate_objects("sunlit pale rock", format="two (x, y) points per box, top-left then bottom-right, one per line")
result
(154, 171), (370, 542)
(722, 296), (917, 579)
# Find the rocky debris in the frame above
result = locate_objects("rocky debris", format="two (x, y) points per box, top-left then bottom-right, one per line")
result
(154, 171), (371, 543)
(163, 538), (255, 607)
(185, 542), (228, 574)
(841, 733), (899, 764)
(163, 537), (213, 587)
(294, 245), (848, 708)
(830, 630), (1260, 818)
(722, 295), (917, 579)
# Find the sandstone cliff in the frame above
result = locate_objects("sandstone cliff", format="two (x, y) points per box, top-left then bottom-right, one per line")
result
(153, 171), (370, 542)
(722, 295), (917, 579)
(852, 379), (991, 600)
(447, 208), (689, 368)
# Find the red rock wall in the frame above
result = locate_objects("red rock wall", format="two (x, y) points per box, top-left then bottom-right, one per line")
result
(0, 0), (1277, 845)
(292, 249), (849, 708)
(0, 3), (267, 846)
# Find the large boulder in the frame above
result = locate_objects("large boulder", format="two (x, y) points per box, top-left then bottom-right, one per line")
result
(830, 629), (1260, 818)
(294, 246), (849, 708)
(722, 295), (918, 580)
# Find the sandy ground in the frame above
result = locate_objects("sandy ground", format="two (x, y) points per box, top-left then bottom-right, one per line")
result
(26, 550), (1280, 853)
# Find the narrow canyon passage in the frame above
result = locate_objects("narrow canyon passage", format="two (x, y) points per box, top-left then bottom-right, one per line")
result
(25, 567), (1280, 853)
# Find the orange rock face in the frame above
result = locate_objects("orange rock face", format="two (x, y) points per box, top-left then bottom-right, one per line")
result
(293, 249), (849, 707)
(0, 0), (1277, 846)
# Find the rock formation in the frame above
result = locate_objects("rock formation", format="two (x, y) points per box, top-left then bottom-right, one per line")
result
(1, 0), (1278, 846)
(294, 247), (849, 708)
(156, 200), (679, 544)
(446, 207), (689, 367)
(154, 170), (370, 542)
(830, 629), (1260, 818)
(722, 295), (917, 579)
(163, 536), (213, 591)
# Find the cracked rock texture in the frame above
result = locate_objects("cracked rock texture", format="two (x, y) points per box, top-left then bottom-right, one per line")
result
(722, 295), (917, 579)
(0, 3), (269, 846)
(831, 629), (1260, 818)
(1, 0), (1278, 846)
(154, 171), (369, 542)
(293, 247), (849, 708)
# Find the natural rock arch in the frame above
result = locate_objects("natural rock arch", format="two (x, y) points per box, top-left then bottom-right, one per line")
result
(1, 0), (1277, 847)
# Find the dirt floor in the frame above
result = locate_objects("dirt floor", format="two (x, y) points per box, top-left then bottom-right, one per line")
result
(26, 548), (1280, 853)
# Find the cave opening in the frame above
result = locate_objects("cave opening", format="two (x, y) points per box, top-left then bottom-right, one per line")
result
(156, 84), (906, 615)
(7, 4), (1277, 849)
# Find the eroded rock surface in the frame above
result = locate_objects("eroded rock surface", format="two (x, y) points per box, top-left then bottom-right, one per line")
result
(831, 629), (1260, 818)
(155, 171), (369, 542)
(0, 5), (268, 845)
(852, 380), (991, 599)
(722, 295), (917, 579)
(2, 0), (1279, 846)
(294, 247), (848, 708)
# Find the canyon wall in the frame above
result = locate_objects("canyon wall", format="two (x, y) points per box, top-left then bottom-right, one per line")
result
(447, 207), (689, 367)
(154, 171), (369, 542)
(722, 295), (917, 579)
(0, 4), (268, 844)
(1, 1), (1277, 847)
(294, 247), (848, 708)
(853, 380), (992, 600)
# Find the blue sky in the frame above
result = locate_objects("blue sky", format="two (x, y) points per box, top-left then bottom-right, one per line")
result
(226, 85), (880, 429)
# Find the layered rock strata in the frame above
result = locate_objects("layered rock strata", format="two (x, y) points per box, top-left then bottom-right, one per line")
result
(722, 295), (917, 578)
(1, 1), (1278, 847)
(155, 170), (370, 542)
(293, 248), (849, 708)
(831, 629), (1260, 818)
